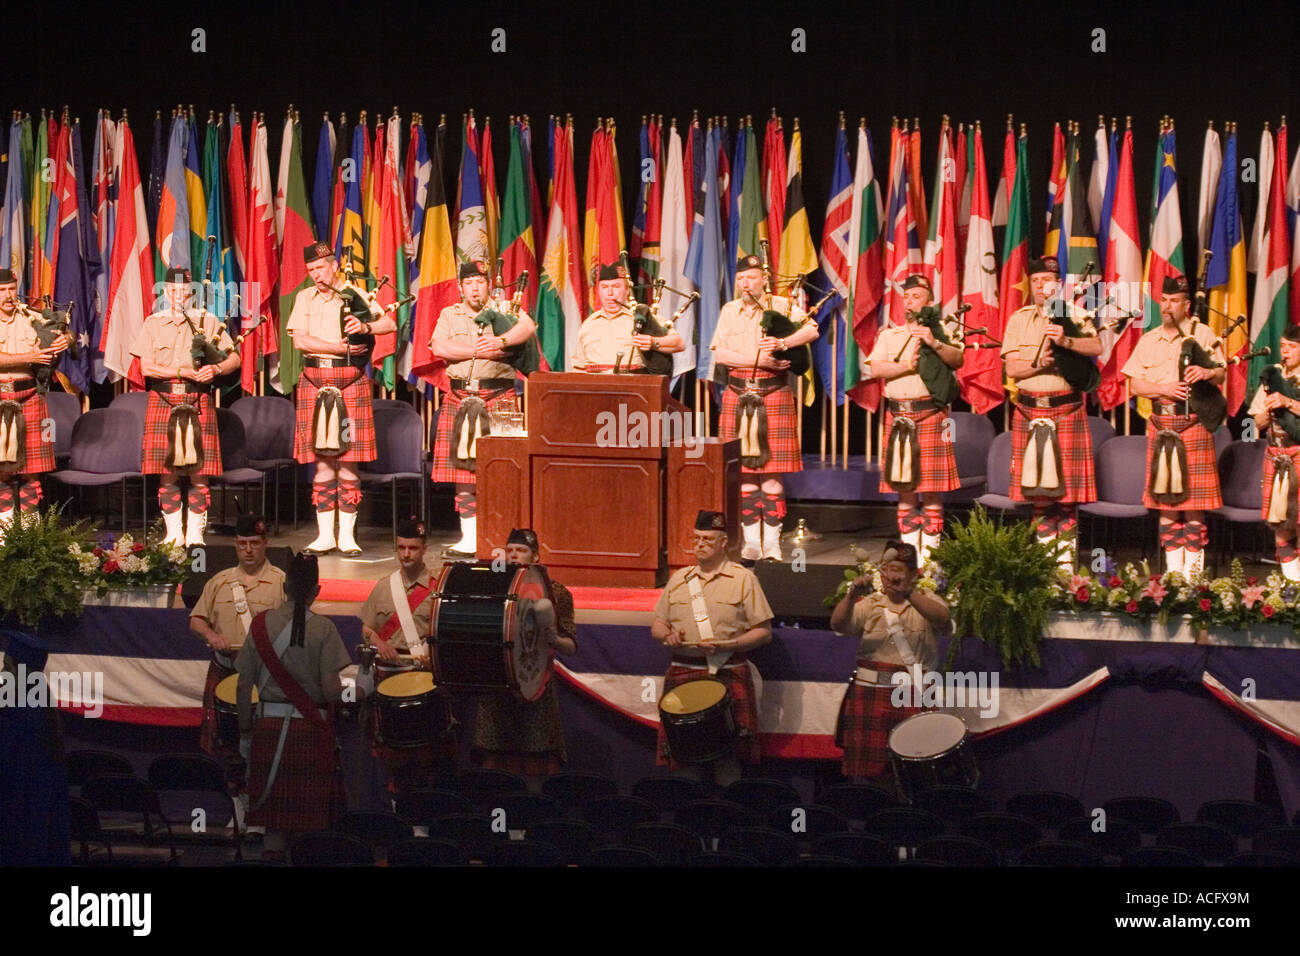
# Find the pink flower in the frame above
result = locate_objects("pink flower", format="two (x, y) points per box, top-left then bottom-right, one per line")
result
(1141, 579), (1168, 603)
(1125, 601), (1138, 614)
(1075, 586), (1090, 603)
(1240, 586), (1266, 609)
(1263, 604), (1276, 618)
(1198, 598), (1212, 612)
(1070, 574), (1090, 592)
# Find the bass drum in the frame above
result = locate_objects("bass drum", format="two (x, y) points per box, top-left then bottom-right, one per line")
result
(888, 711), (979, 802)
(659, 678), (737, 765)
(429, 561), (555, 702)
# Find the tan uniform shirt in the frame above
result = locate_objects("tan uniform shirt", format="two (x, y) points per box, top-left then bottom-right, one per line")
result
(359, 566), (437, 652)
(0, 306), (40, 376)
(709, 295), (810, 377)
(235, 603), (350, 706)
(841, 591), (941, 669)
(1001, 302), (1096, 393)
(866, 322), (948, 400)
(431, 301), (520, 381)
(191, 563), (287, 644)
(129, 309), (234, 373)
(653, 560), (774, 659)
(1121, 322), (1223, 385)
(286, 284), (381, 356)
(571, 309), (644, 370)
(1247, 365), (1300, 418)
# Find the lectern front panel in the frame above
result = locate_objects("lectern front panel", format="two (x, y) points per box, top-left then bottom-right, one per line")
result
(532, 457), (661, 571)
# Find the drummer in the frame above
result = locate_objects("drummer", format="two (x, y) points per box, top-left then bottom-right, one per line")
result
(358, 517), (449, 796)
(650, 510), (774, 787)
(189, 513), (285, 826)
(471, 528), (575, 789)
(828, 540), (950, 784)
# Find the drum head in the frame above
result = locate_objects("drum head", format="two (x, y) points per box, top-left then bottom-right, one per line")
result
(505, 564), (556, 703)
(378, 671), (435, 699)
(214, 673), (257, 706)
(660, 679), (728, 715)
(889, 712), (967, 759)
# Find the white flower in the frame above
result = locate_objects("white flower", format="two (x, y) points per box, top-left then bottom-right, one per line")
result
(166, 544), (186, 564)
(118, 554), (141, 574)
(138, 558), (151, 573)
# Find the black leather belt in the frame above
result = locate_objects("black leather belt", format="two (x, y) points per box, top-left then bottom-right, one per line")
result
(1152, 402), (1192, 416)
(450, 378), (515, 391)
(1018, 391), (1082, 410)
(147, 379), (207, 395)
(304, 356), (349, 369)
(0, 377), (36, 393)
(887, 397), (939, 413)
(726, 373), (786, 395)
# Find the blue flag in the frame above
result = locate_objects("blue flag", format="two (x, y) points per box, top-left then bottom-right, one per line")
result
(812, 125), (853, 404)
(685, 124), (725, 375)
(53, 122), (101, 391)
(726, 125), (747, 295)
(1097, 128), (1119, 274)
(1, 119), (27, 296)
(147, 112), (165, 241)
(311, 118), (334, 244)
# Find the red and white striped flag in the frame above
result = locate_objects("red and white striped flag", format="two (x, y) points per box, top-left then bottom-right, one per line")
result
(958, 122), (1003, 414)
(100, 118), (152, 384)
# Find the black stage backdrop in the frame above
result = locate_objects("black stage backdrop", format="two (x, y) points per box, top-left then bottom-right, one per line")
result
(3, 0), (1297, 270)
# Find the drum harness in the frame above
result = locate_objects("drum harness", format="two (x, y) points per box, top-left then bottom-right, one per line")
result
(385, 570), (430, 662)
(672, 573), (763, 712)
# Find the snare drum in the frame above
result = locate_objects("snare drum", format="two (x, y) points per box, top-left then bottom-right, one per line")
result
(658, 678), (737, 764)
(428, 562), (555, 702)
(213, 674), (258, 753)
(887, 711), (979, 801)
(373, 671), (453, 748)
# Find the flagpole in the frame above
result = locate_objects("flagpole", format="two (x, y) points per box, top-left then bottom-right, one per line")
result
(829, 306), (838, 466)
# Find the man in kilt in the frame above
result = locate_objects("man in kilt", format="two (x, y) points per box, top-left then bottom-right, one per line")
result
(0, 269), (68, 540)
(1122, 275), (1224, 580)
(571, 261), (684, 372)
(235, 553), (350, 862)
(866, 274), (964, 566)
(471, 528), (575, 785)
(651, 510), (774, 787)
(711, 255), (819, 562)
(287, 241), (391, 556)
(430, 261), (537, 557)
(189, 513), (285, 827)
(1001, 258), (1102, 571)
(358, 517), (450, 795)
(828, 541), (949, 783)
(130, 267), (240, 546)
(1249, 325), (1300, 581)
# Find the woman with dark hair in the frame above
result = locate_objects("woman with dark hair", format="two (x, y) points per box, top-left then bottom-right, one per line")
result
(235, 553), (350, 861)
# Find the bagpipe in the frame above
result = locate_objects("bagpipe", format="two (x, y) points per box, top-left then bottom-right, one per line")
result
(1261, 364), (1300, 445)
(890, 303), (966, 407)
(628, 278), (674, 377)
(1033, 299), (1101, 394)
(30, 299), (79, 395)
(183, 237), (247, 388)
(473, 266), (540, 375)
(755, 241), (812, 376)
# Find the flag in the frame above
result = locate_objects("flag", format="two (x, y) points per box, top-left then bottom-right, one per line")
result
(155, 113), (190, 273)
(1061, 127), (1099, 291)
(958, 122), (1003, 414)
(813, 123), (853, 405)
(6, 118), (32, 294)
(955, 123), (971, 266)
(686, 123), (727, 378)
(335, 122), (366, 272)
(245, 116), (280, 394)
(1044, 122), (1066, 255)
(227, 111), (249, 285)
(999, 130), (1032, 333)
(633, 117), (664, 289)
(1096, 123), (1119, 275)
(409, 120), (458, 390)
(1289, 126), (1300, 323)
(778, 126), (819, 291)
(146, 111), (165, 244)
(1206, 129), (1249, 414)
(1248, 124), (1275, 277)
(91, 111), (116, 339)
(845, 123), (884, 411)
(907, 121), (928, 242)
(311, 114), (336, 248)
(365, 122), (384, 286)
(521, 117), (546, 268)
(53, 117), (104, 390)
(455, 113), (488, 267)
(535, 119), (585, 370)
(1197, 124), (1223, 267)
(1098, 124), (1143, 411)
(1088, 120), (1109, 243)
(1249, 122), (1290, 400)
(731, 118), (764, 271)
(407, 119), (431, 255)
(763, 116), (786, 271)
(200, 116), (232, 323)
(1142, 125), (1185, 333)
(31, 113), (52, 301)
(583, 121), (623, 290)
(275, 115), (315, 392)
(500, 120), (538, 315)
(922, 120), (960, 318)
(882, 123), (912, 329)
(480, 117), (499, 267)
(991, 120), (1015, 231)
(100, 117), (153, 382)
(184, 114), (207, 272)
(328, 114), (350, 260)
(369, 112), (408, 389)
(659, 121), (694, 379)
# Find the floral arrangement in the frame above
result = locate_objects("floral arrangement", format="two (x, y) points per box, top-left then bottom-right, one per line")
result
(1052, 556), (1300, 631)
(71, 530), (188, 594)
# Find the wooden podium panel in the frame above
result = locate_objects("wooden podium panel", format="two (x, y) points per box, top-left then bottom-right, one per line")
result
(532, 456), (664, 587)
(475, 436), (530, 559)
(528, 372), (672, 460)
(666, 438), (741, 567)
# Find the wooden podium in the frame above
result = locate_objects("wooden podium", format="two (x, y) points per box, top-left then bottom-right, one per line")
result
(477, 372), (738, 587)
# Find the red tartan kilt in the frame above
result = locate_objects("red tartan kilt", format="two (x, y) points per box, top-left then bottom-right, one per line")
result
(879, 407), (959, 494)
(655, 662), (761, 768)
(141, 390), (221, 477)
(1261, 445), (1300, 522)
(293, 366), (376, 464)
(718, 371), (801, 476)
(1142, 414), (1222, 511)
(0, 387), (54, 475)
(199, 658), (237, 759)
(1008, 393), (1096, 503)
(835, 660), (919, 778)
(245, 715), (339, 831)
(430, 387), (519, 484)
